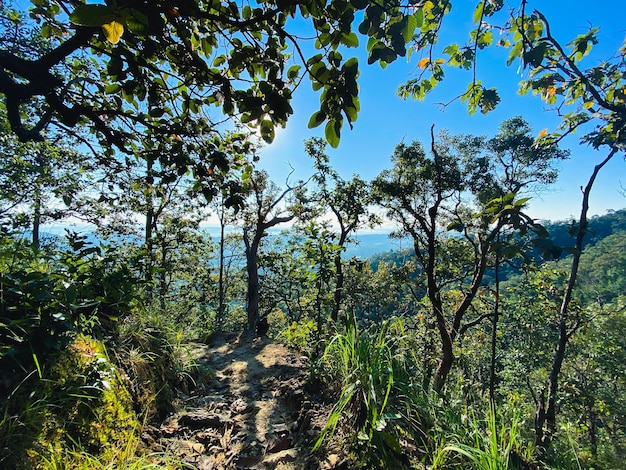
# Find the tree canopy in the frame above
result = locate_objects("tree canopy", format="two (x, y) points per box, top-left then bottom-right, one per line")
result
(0, 0), (420, 160)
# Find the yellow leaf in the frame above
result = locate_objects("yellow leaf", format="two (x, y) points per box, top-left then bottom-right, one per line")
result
(538, 128), (548, 138)
(102, 20), (124, 44)
(435, 58), (445, 64)
(418, 57), (430, 69)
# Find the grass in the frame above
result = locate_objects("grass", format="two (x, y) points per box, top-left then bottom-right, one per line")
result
(436, 403), (524, 470)
(314, 314), (430, 466)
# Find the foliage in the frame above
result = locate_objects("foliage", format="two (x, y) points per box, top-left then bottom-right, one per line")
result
(397, 1), (626, 157)
(1, 335), (140, 467)
(280, 319), (317, 350)
(1, 0), (419, 160)
(0, 233), (137, 397)
(571, 231), (626, 304)
(305, 137), (379, 322)
(241, 170), (305, 331)
(438, 404), (524, 470)
(315, 315), (430, 467)
(371, 118), (564, 391)
(0, 130), (93, 245)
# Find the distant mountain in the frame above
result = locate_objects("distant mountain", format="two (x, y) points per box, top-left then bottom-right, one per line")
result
(538, 208), (626, 253)
(344, 232), (409, 259)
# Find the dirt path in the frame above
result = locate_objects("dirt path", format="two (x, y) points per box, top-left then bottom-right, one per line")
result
(142, 334), (342, 469)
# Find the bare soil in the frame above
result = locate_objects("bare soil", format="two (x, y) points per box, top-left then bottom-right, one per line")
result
(142, 333), (346, 469)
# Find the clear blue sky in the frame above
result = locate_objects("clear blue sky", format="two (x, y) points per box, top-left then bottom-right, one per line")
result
(257, 0), (626, 223)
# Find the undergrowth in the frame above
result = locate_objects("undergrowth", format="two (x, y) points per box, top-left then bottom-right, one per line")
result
(314, 314), (431, 467)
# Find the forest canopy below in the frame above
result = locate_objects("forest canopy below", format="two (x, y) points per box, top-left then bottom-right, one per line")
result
(1, 0), (626, 469)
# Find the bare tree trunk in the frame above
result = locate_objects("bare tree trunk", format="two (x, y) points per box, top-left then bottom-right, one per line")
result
(537, 148), (617, 452)
(144, 158), (155, 300)
(331, 252), (343, 322)
(243, 229), (261, 333)
(489, 244), (501, 403)
(32, 190), (41, 250)
(217, 215), (226, 329)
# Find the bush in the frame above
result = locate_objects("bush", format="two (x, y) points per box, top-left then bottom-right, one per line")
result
(0, 233), (138, 399)
(0, 335), (140, 467)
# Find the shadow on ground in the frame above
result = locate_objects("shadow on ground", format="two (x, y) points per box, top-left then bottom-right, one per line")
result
(142, 333), (343, 469)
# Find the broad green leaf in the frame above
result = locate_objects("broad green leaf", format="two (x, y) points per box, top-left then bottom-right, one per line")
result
(287, 65), (301, 80)
(148, 108), (165, 118)
(260, 119), (275, 143)
(308, 110), (326, 129)
(325, 120), (341, 148)
(123, 8), (149, 36)
(104, 84), (121, 94)
(341, 32), (359, 48)
(414, 8), (424, 28)
(403, 14), (417, 43)
(473, 2), (484, 23)
(70, 4), (116, 26)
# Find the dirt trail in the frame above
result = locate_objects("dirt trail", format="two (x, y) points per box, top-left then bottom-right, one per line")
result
(142, 334), (342, 469)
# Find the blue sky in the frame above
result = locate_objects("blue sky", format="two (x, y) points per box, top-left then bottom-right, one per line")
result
(257, 0), (626, 223)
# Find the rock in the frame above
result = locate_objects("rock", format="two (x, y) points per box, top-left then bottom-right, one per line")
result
(179, 411), (230, 428)
(266, 435), (292, 454)
(230, 397), (251, 413)
(324, 454), (343, 469)
(272, 422), (290, 434)
(170, 439), (205, 456)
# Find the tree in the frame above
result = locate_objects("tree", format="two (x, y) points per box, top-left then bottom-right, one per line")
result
(257, 230), (315, 325)
(0, 128), (93, 249)
(535, 147), (618, 451)
(305, 137), (378, 322)
(240, 170), (306, 333)
(372, 119), (567, 392)
(0, 0), (420, 162)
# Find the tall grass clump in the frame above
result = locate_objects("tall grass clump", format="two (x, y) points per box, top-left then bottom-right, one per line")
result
(314, 314), (431, 467)
(434, 402), (533, 470)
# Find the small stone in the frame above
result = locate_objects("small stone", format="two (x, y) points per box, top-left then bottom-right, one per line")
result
(272, 423), (290, 434)
(326, 454), (341, 467)
(262, 448), (298, 466)
(266, 435), (292, 454)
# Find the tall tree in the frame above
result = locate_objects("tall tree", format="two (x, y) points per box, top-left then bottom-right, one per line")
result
(240, 170), (306, 333)
(305, 137), (378, 322)
(535, 147), (619, 451)
(372, 119), (567, 392)
(0, 127), (93, 249)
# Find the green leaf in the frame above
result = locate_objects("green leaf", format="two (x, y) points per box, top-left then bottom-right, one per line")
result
(104, 84), (121, 94)
(122, 8), (149, 36)
(308, 110), (326, 129)
(70, 4), (117, 26)
(149, 107), (165, 118)
(403, 14), (418, 43)
(325, 119), (341, 148)
(473, 2), (484, 23)
(260, 120), (275, 143)
(287, 65), (301, 80)
(514, 197), (531, 207)
(341, 32), (359, 48)
(65, 284), (77, 303)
